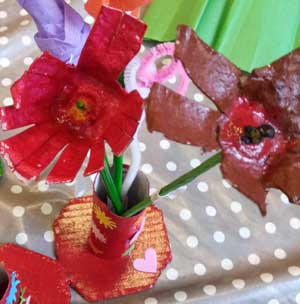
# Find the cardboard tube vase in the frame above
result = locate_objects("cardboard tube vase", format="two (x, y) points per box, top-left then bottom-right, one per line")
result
(54, 167), (172, 302)
(90, 167), (147, 259)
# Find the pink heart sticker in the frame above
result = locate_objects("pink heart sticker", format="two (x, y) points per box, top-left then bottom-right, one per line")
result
(133, 248), (157, 273)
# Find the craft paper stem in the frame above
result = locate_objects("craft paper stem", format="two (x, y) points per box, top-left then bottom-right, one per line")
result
(123, 152), (222, 217)
(100, 155), (124, 215)
(113, 155), (123, 197)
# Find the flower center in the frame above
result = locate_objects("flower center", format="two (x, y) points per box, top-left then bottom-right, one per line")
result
(241, 124), (275, 145)
(67, 98), (91, 123)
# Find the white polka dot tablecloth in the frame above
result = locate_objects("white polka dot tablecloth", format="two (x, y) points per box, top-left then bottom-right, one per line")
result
(1, 1), (300, 304)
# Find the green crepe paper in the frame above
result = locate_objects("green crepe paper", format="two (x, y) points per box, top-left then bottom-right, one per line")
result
(143, 0), (300, 72)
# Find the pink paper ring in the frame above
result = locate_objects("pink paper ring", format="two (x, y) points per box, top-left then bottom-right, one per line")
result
(124, 42), (189, 98)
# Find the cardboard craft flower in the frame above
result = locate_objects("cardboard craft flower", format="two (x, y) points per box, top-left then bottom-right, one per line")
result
(85, 0), (151, 18)
(17, 0), (90, 64)
(0, 6), (146, 184)
(0, 244), (70, 304)
(146, 25), (300, 215)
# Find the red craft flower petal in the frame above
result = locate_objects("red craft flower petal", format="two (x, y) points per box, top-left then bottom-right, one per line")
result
(263, 153), (300, 205)
(15, 130), (72, 181)
(120, 90), (144, 122)
(0, 103), (51, 131)
(29, 52), (73, 82)
(47, 140), (89, 184)
(84, 141), (105, 176)
(145, 83), (221, 151)
(78, 6), (147, 81)
(221, 153), (268, 215)
(243, 49), (300, 137)
(11, 53), (72, 109)
(104, 124), (132, 156)
(0, 244), (70, 304)
(175, 25), (242, 114)
(0, 122), (57, 171)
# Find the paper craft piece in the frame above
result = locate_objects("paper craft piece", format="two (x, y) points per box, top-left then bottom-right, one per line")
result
(0, 244), (70, 304)
(85, 0), (152, 19)
(133, 248), (157, 273)
(90, 191), (146, 258)
(146, 25), (300, 215)
(53, 196), (172, 302)
(0, 6), (146, 184)
(143, 0), (300, 72)
(125, 42), (189, 98)
(129, 217), (145, 245)
(17, 0), (90, 64)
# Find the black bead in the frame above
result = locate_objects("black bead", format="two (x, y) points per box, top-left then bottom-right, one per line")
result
(259, 124), (275, 139)
(241, 135), (253, 145)
(244, 126), (255, 136)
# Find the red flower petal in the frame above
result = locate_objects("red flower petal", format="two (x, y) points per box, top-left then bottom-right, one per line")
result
(15, 130), (72, 181)
(145, 83), (220, 151)
(175, 25), (242, 113)
(11, 53), (72, 109)
(243, 49), (300, 136)
(0, 123), (57, 170)
(78, 6), (146, 81)
(47, 140), (89, 184)
(221, 153), (268, 215)
(115, 115), (139, 138)
(29, 52), (72, 82)
(0, 102), (51, 131)
(84, 141), (105, 176)
(120, 90), (143, 122)
(263, 153), (300, 205)
(104, 124), (132, 156)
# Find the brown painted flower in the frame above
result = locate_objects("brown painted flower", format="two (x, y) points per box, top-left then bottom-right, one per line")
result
(145, 25), (300, 215)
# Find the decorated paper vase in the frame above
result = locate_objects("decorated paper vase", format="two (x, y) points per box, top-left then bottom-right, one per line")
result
(54, 169), (172, 302)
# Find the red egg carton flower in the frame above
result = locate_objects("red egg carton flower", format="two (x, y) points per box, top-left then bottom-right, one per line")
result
(0, 6), (146, 184)
(146, 25), (300, 215)
(0, 244), (70, 304)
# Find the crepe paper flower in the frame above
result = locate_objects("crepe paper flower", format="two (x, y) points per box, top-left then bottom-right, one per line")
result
(125, 42), (189, 98)
(85, 0), (152, 19)
(94, 204), (117, 230)
(17, 0), (90, 65)
(145, 25), (300, 216)
(0, 6), (146, 184)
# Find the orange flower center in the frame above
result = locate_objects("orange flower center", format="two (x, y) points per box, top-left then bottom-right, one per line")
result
(68, 99), (90, 123)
